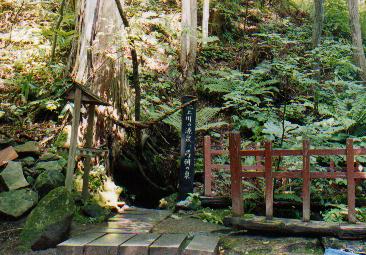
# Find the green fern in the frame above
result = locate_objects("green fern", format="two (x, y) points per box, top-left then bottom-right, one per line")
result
(196, 69), (243, 93)
(163, 107), (228, 133)
(274, 193), (302, 203)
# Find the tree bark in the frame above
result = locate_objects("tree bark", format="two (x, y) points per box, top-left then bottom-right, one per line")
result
(202, 0), (210, 46)
(311, 0), (324, 48)
(347, 0), (366, 81)
(180, 0), (198, 92)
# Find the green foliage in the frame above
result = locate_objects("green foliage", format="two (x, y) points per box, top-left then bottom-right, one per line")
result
(195, 208), (231, 225)
(322, 204), (366, 223)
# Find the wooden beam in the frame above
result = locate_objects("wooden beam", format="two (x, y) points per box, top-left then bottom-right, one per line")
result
(302, 140), (311, 222)
(265, 141), (273, 220)
(82, 104), (96, 201)
(229, 132), (243, 216)
(204, 136), (212, 197)
(65, 88), (82, 192)
(346, 138), (356, 223)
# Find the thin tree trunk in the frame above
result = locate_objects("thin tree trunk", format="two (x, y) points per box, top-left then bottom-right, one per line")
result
(202, 0), (210, 46)
(180, 0), (197, 93)
(51, 0), (67, 63)
(181, 0), (191, 74)
(312, 0), (324, 48)
(347, 0), (366, 81)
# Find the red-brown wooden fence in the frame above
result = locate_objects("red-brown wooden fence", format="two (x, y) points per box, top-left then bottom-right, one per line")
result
(203, 136), (262, 197)
(226, 132), (366, 223)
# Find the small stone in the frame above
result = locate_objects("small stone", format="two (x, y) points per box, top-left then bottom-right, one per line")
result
(0, 161), (29, 190)
(0, 189), (38, 218)
(39, 153), (61, 161)
(21, 156), (36, 167)
(14, 141), (40, 156)
(20, 187), (76, 250)
(34, 170), (65, 197)
(34, 161), (63, 173)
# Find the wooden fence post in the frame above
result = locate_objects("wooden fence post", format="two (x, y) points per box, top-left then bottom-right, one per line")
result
(346, 138), (356, 223)
(65, 88), (82, 192)
(302, 140), (310, 222)
(229, 132), (243, 216)
(265, 141), (273, 220)
(82, 104), (96, 201)
(204, 136), (212, 197)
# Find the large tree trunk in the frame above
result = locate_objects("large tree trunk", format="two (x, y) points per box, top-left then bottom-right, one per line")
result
(71, 0), (133, 176)
(202, 0), (210, 46)
(180, 0), (198, 93)
(347, 0), (366, 81)
(311, 0), (324, 48)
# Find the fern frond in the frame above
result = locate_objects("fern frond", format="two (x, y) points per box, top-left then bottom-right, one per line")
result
(274, 193), (302, 203)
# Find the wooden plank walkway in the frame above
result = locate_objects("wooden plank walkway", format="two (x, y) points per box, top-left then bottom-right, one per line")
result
(57, 207), (220, 255)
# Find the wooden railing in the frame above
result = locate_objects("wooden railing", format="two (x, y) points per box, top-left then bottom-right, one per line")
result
(203, 136), (262, 197)
(228, 132), (366, 223)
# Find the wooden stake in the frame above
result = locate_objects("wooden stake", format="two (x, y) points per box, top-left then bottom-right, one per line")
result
(204, 136), (212, 197)
(65, 88), (82, 192)
(265, 141), (273, 220)
(302, 140), (311, 222)
(229, 132), (243, 216)
(82, 104), (95, 201)
(346, 138), (356, 223)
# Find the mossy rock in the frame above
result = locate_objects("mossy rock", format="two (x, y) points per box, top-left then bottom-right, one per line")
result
(14, 141), (40, 156)
(0, 161), (29, 190)
(0, 189), (38, 218)
(34, 161), (64, 173)
(20, 187), (76, 251)
(21, 156), (36, 167)
(34, 170), (65, 197)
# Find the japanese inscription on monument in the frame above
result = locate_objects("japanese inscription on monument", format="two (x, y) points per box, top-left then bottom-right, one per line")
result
(179, 96), (197, 200)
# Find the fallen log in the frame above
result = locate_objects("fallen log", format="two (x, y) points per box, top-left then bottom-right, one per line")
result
(224, 215), (366, 240)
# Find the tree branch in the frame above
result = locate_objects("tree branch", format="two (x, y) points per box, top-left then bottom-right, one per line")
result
(100, 99), (198, 129)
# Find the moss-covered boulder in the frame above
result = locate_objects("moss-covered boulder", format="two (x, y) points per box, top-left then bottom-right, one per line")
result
(14, 141), (40, 156)
(34, 170), (65, 197)
(0, 189), (38, 218)
(20, 187), (76, 250)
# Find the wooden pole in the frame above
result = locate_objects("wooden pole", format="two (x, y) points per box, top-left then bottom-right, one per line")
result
(229, 132), (243, 216)
(302, 140), (311, 222)
(265, 141), (273, 220)
(204, 136), (212, 196)
(346, 138), (356, 223)
(65, 88), (82, 192)
(82, 104), (95, 201)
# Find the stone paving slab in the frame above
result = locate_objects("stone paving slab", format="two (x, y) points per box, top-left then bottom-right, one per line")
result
(182, 235), (220, 255)
(150, 233), (188, 255)
(119, 233), (161, 255)
(84, 233), (135, 255)
(57, 232), (105, 255)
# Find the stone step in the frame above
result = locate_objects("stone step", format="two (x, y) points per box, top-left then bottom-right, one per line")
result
(150, 233), (188, 255)
(57, 232), (105, 255)
(119, 233), (161, 255)
(84, 233), (135, 255)
(182, 235), (220, 255)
